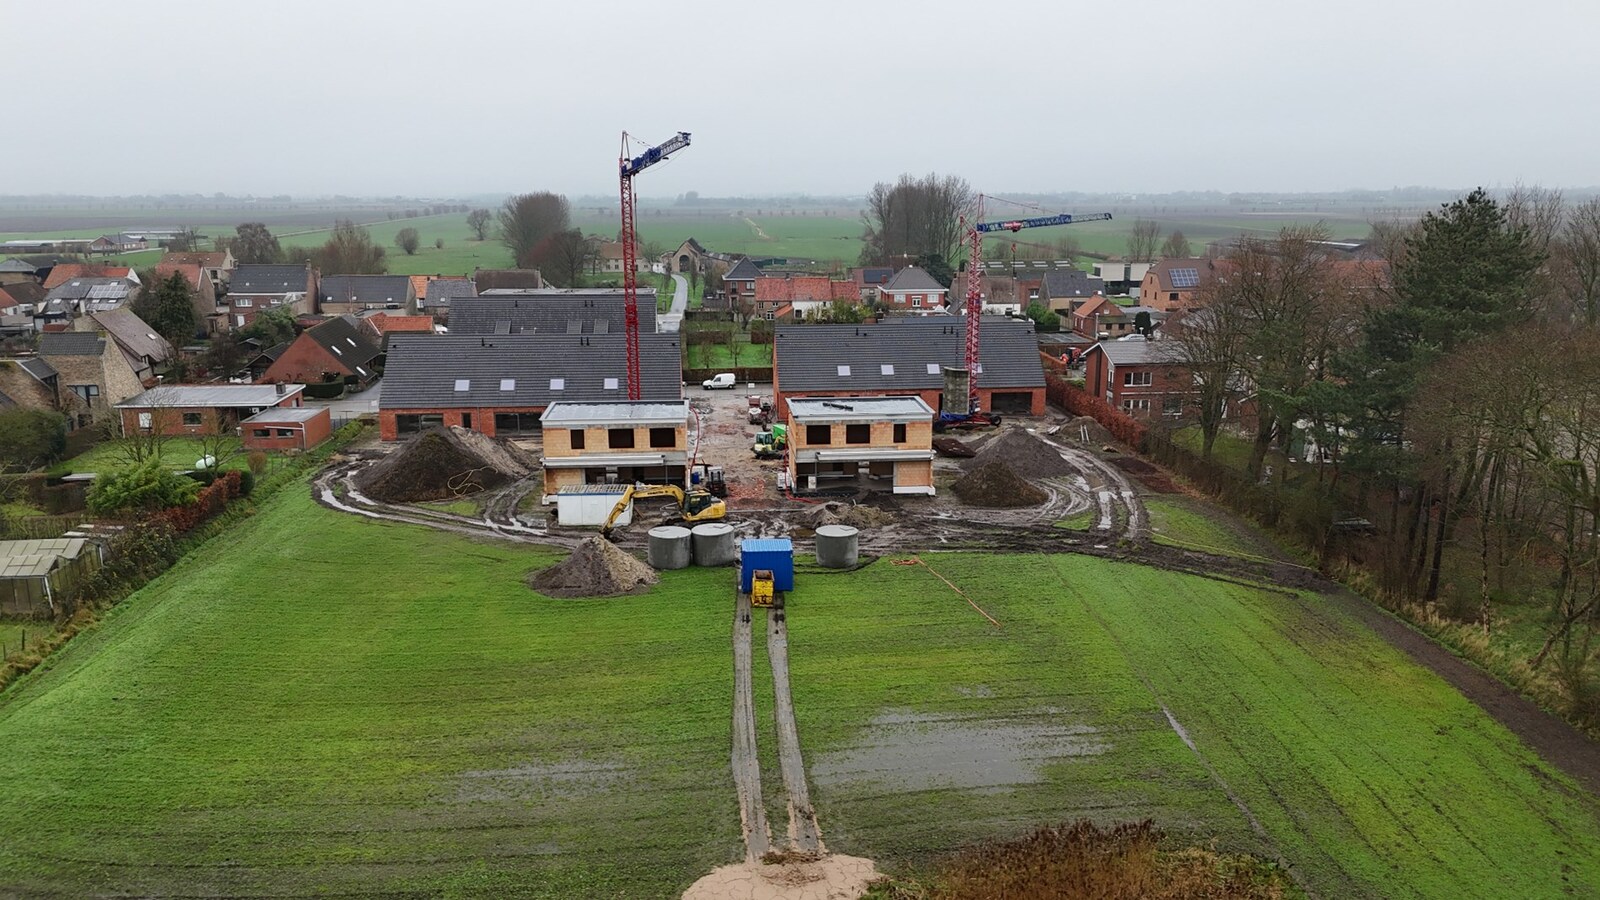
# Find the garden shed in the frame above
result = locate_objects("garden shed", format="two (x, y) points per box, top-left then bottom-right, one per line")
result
(0, 538), (104, 618)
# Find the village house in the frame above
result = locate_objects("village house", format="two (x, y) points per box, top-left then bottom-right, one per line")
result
(88, 234), (148, 255)
(258, 315), (382, 391)
(158, 249), (234, 294)
(116, 383), (306, 437)
(0, 357), (62, 417)
(722, 258), (761, 312)
(1071, 295), (1164, 340)
(418, 276), (476, 321)
(36, 277), (136, 328)
(1079, 340), (1240, 421)
(785, 396), (936, 496)
(377, 332), (682, 440)
(37, 330), (148, 428)
(662, 238), (733, 276)
(0, 282), (45, 317)
(318, 274), (416, 316)
(1040, 269), (1106, 315)
(153, 260), (219, 325)
(877, 266), (948, 312)
(538, 400), (691, 498)
(1091, 261), (1152, 296)
(1139, 258), (1227, 313)
(752, 274), (858, 320)
(356, 310), (435, 348)
(593, 240), (648, 274)
(851, 266), (894, 303)
(71, 309), (175, 380)
(241, 406), (334, 452)
(448, 291), (658, 335)
(225, 264), (317, 330)
(774, 317), (1047, 417)
(0, 258), (38, 286)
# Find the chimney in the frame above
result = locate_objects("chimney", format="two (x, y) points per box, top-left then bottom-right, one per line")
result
(275, 382), (286, 396)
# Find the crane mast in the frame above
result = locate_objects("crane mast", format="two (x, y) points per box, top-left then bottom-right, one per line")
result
(960, 204), (1113, 411)
(619, 131), (691, 400)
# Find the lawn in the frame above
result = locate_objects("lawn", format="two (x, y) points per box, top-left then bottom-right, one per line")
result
(0, 489), (1597, 897)
(1144, 496), (1261, 557)
(48, 437), (245, 476)
(0, 620), (51, 660)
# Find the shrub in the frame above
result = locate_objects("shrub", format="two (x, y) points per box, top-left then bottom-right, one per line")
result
(246, 450), (269, 475)
(237, 468), (255, 497)
(87, 461), (201, 515)
(0, 409), (67, 470)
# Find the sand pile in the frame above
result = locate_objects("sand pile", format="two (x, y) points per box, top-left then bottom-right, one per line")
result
(1054, 415), (1113, 446)
(682, 854), (882, 900)
(355, 426), (538, 502)
(807, 501), (895, 529)
(527, 537), (659, 598)
(962, 429), (1074, 479)
(953, 461), (1049, 508)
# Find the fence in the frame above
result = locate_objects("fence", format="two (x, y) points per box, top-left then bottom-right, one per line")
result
(0, 514), (91, 541)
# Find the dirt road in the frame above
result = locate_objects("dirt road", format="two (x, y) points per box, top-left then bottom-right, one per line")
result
(766, 605), (823, 854)
(730, 590), (771, 860)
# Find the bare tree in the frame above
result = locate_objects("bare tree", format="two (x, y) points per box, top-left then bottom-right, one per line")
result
(499, 192), (570, 268)
(858, 172), (975, 266)
(1504, 184), (1565, 320)
(531, 229), (596, 287)
(466, 208), (492, 241)
(1160, 230), (1192, 259)
(313, 221), (387, 275)
(1127, 219), (1161, 262)
(1556, 197), (1600, 327)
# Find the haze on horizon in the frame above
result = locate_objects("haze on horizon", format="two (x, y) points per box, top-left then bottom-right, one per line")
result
(7, 0), (1596, 199)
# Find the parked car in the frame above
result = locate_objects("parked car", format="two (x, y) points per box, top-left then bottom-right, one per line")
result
(703, 373), (736, 390)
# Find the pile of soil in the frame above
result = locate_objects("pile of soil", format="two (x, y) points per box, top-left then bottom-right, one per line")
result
(355, 426), (538, 502)
(1054, 415), (1113, 446)
(808, 501), (895, 529)
(952, 461), (1049, 508)
(962, 429), (1074, 479)
(527, 537), (659, 598)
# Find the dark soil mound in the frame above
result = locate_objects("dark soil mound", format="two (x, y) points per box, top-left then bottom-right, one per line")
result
(807, 501), (895, 529)
(355, 426), (538, 503)
(952, 461), (1049, 508)
(528, 537), (659, 598)
(963, 429), (1074, 479)
(933, 437), (977, 458)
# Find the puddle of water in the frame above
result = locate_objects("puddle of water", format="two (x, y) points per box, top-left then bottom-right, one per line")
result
(455, 759), (627, 802)
(810, 709), (1107, 792)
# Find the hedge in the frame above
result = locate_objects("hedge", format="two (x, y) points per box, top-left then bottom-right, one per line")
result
(1045, 373), (1149, 449)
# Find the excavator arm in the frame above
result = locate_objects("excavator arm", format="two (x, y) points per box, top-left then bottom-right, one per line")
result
(599, 484), (726, 539)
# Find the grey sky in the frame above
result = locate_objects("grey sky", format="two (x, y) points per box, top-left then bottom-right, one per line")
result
(7, 0), (1596, 197)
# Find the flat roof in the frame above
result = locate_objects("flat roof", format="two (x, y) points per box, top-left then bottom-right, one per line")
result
(540, 400), (690, 427)
(786, 396), (934, 423)
(115, 384), (305, 408)
(241, 406), (327, 425)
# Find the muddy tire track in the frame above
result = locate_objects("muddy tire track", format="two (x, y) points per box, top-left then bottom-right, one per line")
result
(765, 606), (823, 854)
(730, 590), (771, 860)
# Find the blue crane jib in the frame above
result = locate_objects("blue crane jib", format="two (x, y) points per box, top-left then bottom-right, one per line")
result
(975, 212), (1113, 233)
(621, 132), (692, 177)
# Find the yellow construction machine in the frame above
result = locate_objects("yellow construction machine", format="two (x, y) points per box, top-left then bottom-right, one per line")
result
(600, 484), (726, 539)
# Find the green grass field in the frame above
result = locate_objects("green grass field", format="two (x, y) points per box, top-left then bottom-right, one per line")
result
(48, 438), (245, 477)
(1, 485), (1596, 897)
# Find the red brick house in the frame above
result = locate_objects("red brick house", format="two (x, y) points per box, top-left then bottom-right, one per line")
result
(226, 264), (318, 330)
(258, 315), (382, 391)
(1138, 258), (1233, 313)
(1079, 340), (1245, 421)
(723, 258), (761, 312)
(752, 275), (858, 320)
(877, 266), (948, 312)
(115, 384), (305, 437)
(242, 406), (333, 451)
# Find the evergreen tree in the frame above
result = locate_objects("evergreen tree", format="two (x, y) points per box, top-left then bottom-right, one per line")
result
(134, 271), (199, 345)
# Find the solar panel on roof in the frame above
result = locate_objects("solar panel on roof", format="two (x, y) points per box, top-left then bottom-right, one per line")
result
(1170, 267), (1200, 289)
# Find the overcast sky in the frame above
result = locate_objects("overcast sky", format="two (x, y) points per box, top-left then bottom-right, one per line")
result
(7, 0), (1595, 198)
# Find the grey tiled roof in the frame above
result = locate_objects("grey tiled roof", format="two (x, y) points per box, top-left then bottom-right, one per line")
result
(18, 357), (57, 380)
(90, 309), (173, 363)
(882, 266), (945, 293)
(724, 258), (761, 281)
(38, 332), (106, 357)
(447, 294), (657, 335)
(423, 278), (476, 306)
(230, 264), (311, 294)
(116, 384), (306, 408)
(320, 275), (412, 306)
(381, 333), (682, 409)
(774, 319), (1045, 393)
(1040, 269), (1104, 299)
(305, 315), (382, 369)
(0, 258), (37, 273)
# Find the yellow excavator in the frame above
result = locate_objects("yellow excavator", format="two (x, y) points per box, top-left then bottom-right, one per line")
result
(600, 484), (727, 539)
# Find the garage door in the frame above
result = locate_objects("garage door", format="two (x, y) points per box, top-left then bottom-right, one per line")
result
(990, 392), (1034, 414)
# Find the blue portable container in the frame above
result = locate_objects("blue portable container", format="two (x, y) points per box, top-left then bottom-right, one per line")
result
(740, 538), (795, 593)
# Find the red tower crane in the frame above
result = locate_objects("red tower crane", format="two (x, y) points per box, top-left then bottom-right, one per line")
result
(959, 201), (1113, 412)
(618, 131), (691, 400)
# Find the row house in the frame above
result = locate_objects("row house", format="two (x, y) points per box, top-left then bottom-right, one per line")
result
(377, 332), (682, 440)
(226, 264), (318, 329)
(538, 400), (691, 498)
(449, 291), (656, 335)
(786, 396), (936, 496)
(319, 274), (416, 316)
(774, 317), (1046, 418)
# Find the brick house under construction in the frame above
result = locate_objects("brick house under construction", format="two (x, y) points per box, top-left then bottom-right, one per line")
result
(538, 400), (691, 499)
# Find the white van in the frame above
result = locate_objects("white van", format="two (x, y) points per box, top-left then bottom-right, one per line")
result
(702, 373), (736, 390)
